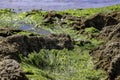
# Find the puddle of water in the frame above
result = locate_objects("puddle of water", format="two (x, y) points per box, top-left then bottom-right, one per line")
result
(20, 23), (51, 35)
(0, 0), (120, 11)
(20, 24), (34, 30)
(35, 28), (51, 35)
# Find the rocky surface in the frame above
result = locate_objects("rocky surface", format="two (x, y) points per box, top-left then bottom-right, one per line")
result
(0, 59), (28, 80)
(0, 28), (74, 59)
(90, 12), (120, 80)
(43, 11), (63, 24)
(0, 11), (120, 80)
(43, 12), (85, 29)
(81, 11), (120, 30)
(43, 11), (120, 32)
(0, 28), (74, 80)
(98, 23), (120, 41)
(0, 32), (73, 53)
(0, 28), (22, 37)
(64, 11), (120, 32)
(43, 11), (120, 80)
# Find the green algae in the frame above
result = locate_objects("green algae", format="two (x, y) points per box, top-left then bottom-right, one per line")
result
(21, 47), (106, 80)
(1, 4), (120, 80)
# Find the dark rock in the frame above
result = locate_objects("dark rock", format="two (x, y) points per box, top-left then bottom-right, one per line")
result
(68, 17), (85, 30)
(44, 12), (63, 19)
(90, 42), (120, 70)
(43, 12), (63, 24)
(90, 22), (120, 80)
(43, 17), (55, 24)
(107, 54), (120, 80)
(0, 28), (22, 37)
(3, 34), (73, 53)
(0, 29), (74, 59)
(81, 11), (120, 30)
(0, 28), (74, 80)
(98, 23), (120, 41)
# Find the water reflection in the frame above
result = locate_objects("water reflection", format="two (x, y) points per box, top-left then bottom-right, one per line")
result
(20, 23), (51, 35)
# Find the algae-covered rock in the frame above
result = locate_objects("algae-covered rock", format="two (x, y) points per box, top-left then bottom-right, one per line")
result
(65, 11), (120, 32)
(98, 23), (120, 41)
(0, 28), (22, 37)
(1, 33), (73, 54)
(43, 12), (63, 24)
(90, 21), (120, 80)
(0, 28), (74, 58)
(81, 11), (120, 30)
(0, 28), (74, 80)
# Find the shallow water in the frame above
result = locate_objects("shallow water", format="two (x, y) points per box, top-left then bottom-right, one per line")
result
(1, 0), (120, 34)
(0, 0), (120, 11)
(20, 23), (51, 35)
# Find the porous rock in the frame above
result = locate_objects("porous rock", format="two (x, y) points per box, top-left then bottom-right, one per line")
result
(0, 59), (28, 80)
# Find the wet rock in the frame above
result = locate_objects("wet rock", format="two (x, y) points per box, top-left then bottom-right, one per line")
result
(91, 41), (120, 80)
(0, 29), (74, 57)
(43, 17), (55, 24)
(43, 12), (63, 24)
(98, 23), (120, 41)
(68, 16), (85, 30)
(0, 59), (28, 80)
(0, 28), (22, 37)
(3, 34), (73, 53)
(90, 22), (120, 80)
(70, 21), (83, 30)
(43, 11), (85, 28)
(81, 11), (120, 30)
(75, 39), (91, 46)
(44, 12), (63, 19)
(47, 34), (74, 50)
(107, 54), (120, 80)
(65, 11), (120, 32)
(90, 41), (120, 70)
(0, 28), (74, 80)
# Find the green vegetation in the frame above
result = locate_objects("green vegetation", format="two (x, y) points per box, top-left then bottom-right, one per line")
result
(61, 4), (120, 17)
(16, 31), (39, 36)
(85, 27), (99, 33)
(1, 4), (120, 80)
(21, 46), (106, 80)
(21, 62), (55, 80)
(0, 4), (120, 28)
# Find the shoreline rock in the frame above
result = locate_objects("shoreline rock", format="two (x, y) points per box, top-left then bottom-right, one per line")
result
(0, 28), (74, 80)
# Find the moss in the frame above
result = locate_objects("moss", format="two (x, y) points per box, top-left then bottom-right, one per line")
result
(0, 9), (15, 14)
(21, 62), (55, 80)
(61, 4), (120, 17)
(85, 27), (99, 33)
(20, 45), (106, 80)
(17, 31), (39, 36)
